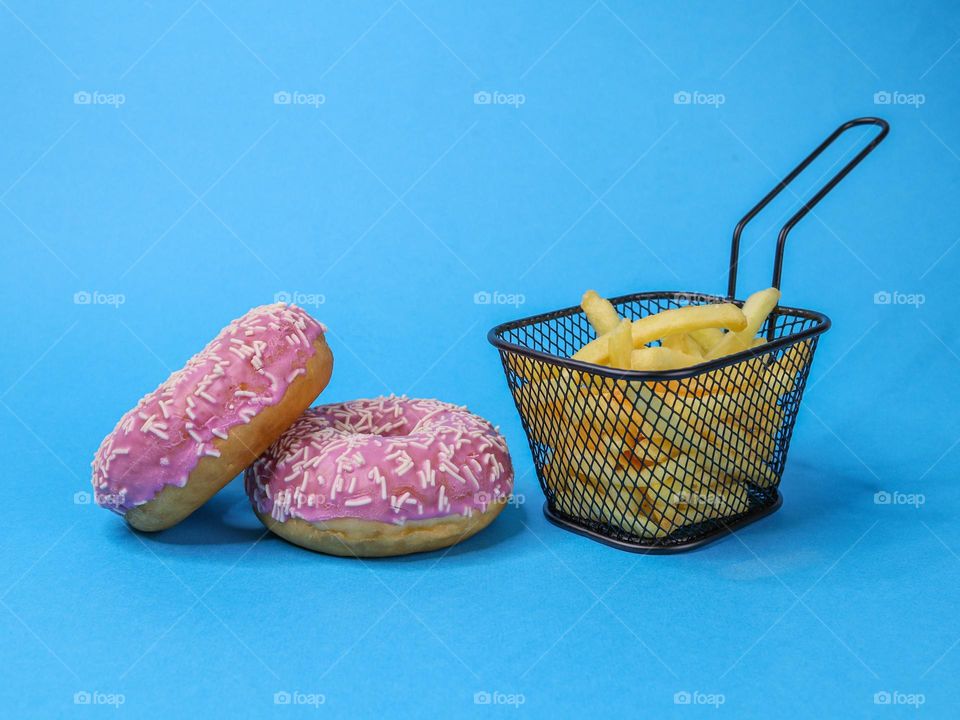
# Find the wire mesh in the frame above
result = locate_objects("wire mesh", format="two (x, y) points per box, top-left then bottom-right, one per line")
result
(490, 292), (827, 551)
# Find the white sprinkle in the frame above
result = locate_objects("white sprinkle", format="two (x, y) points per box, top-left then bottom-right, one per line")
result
(463, 464), (481, 490)
(393, 452), (414, 476)
(344, 496), (373, 507)
(392, 491), (411, 512)
(441, 459), (466, 484)
(286, 367), (305, 383)
(416, 459), (436, 489)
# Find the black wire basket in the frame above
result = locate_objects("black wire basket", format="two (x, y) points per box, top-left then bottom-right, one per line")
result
(489, 117), (889, 553)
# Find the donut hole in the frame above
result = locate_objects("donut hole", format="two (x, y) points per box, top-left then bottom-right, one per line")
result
(352, 424), (415, 438)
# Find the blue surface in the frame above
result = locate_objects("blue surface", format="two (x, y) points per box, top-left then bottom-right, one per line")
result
(2, 1), (958, 717)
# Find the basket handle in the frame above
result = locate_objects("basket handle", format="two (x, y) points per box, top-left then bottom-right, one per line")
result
(727, 117), (889, 299)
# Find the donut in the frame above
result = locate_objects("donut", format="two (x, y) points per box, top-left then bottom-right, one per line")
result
(245, 396), (514, 557)
(91, 303), (333, 532)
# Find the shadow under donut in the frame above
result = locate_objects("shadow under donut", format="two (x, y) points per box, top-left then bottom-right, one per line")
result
(112, 477), (526, 561)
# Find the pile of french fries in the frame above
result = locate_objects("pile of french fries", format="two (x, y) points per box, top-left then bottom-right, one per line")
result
(513, 288), (811, 540)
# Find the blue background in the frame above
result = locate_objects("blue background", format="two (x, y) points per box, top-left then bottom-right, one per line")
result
(2, 1), (957, 717)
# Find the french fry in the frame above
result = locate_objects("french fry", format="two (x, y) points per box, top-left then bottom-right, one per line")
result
(631, 346), (702, 371)
(573, 303), (747, 365)
(706, 287), (780, 360)
(607, 319), (633, 370)
(548, 433), (748, 534)
(544, 460), (673, 538)
(688, 327), (724, 353)
(655, 389), (775, 464)
(646, 467), (750, 526)
(662, 332), (702, 358)
(618, 383), (780, 487)
(581, 289), (621, 335)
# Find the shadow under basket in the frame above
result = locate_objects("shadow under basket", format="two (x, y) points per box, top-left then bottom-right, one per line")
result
(488, 117), (889, 553)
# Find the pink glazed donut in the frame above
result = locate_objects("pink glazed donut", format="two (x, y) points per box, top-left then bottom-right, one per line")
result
(91, 303), (333, 532)
(245, 396), (514, 556)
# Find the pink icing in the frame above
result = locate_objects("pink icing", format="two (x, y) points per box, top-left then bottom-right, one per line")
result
(91, 303), (326, 514)
(244, 396), (514, 525)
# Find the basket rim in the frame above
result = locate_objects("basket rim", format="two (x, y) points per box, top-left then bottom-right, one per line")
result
(486, 290), (831, 381)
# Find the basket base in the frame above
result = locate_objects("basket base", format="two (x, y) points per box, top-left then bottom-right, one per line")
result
(542, 492), (784, 554)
